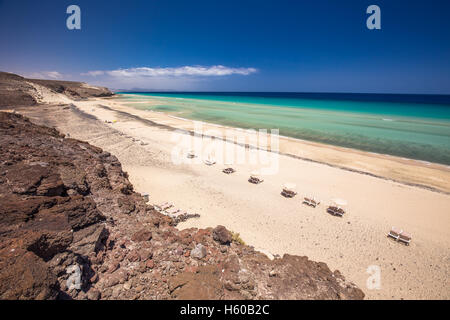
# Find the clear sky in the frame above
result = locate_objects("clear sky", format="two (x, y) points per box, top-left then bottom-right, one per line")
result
(0, 0), (449, 93)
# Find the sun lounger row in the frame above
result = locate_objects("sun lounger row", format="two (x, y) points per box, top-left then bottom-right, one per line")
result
(302, 197), (346, 217)
(174, 159), (414, 246)
(189, 157), (347, 218)
(387, 227), (412, 245)
(193, 160), (349, 217)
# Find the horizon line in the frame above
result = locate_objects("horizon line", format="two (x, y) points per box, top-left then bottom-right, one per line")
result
(113, 90), (450, 96)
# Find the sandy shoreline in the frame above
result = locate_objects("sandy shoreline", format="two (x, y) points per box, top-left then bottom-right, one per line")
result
(16, 85), (450, 299)
(105, 95), (450, 194)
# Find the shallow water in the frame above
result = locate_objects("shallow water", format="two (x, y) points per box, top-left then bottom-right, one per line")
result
(114, 92), (450, 165)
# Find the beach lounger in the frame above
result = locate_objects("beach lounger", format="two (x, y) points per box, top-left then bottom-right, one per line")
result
(335, 207), (345, 217)
(281, 183), (297, 198)
(164, 207), (180, 213)
(248, 176), (264, 184)
(222, 167), (235, 174)
(303, 197), (320, 207)
(166, 208), (181, 215)
(398, 231), (412, 245)
(204, 154), (216, 165)
(187, 151), (196, 159)
(327, 205), (345, 217)
(387, 227), (402, 241)
(281, 189), (297, 198)
(158, 202), (173, 211)
(204, 159), (216, 165)
(171, 211), (201, 223)
(249, 171), (264, 184)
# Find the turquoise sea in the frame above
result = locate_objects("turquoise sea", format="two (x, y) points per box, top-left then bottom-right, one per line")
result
(114, 92), (450, 166)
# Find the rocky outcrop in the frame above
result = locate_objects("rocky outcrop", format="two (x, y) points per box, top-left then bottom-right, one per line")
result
(212, 225), (232, 245)
(0, 111), (364, 300)
(0, 71), (113, 108)
(0, 112), (144, 299)
(29, 79), (113, 99)
(0, 72), (37, 107)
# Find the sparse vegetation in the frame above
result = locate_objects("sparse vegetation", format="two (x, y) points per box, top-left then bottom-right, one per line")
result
(230, 231), (246, 245)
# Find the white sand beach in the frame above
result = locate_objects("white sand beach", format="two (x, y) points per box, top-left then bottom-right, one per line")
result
(17, 84), (450, 300)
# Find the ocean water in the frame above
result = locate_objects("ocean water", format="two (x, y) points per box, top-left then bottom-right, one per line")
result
(114, 92), (450, 165)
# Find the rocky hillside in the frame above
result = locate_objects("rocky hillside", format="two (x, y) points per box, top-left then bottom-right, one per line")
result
(0, 72), (38, 107)
(0, 71), (113, 108)
(0, 111), (364, 300)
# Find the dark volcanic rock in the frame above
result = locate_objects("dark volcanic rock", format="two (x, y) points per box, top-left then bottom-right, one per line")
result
(0, 247), (58, 299)
(0, 112), (145, 299)
(70, 224), (108, 257)
(212, 225), (232, 245)
(169, 265), (225, 300)
(131, 229), (152, 242)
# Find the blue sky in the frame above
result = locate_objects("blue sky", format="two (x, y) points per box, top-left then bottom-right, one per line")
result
(0, 0), (449, 93)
